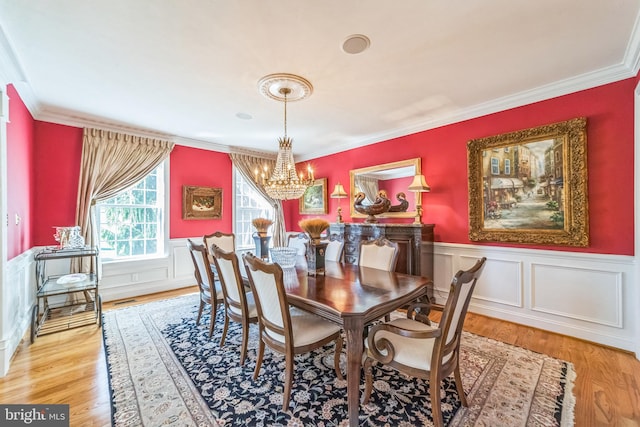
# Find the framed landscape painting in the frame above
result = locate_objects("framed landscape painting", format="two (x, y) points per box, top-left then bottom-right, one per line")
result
(467, 117), (589, 246)
(300, 178), (328, 214)
(182, 185), (222, 220)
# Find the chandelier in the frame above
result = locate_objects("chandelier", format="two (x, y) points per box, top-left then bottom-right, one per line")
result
(255, 74), (314, 200)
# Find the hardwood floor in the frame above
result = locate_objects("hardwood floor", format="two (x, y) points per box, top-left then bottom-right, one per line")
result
(1, 286), (639, 426)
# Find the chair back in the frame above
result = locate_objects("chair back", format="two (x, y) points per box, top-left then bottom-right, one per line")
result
(436, 257), (487, 361)
(324, 234), (344, 262)
(204, 232), (235, 263)
(187, 239), (216, 296)
(243, 253), (290, 343)
(359, 237), (399, 271)
(210, 243), (246, 316)
(287, 233), (309, 256)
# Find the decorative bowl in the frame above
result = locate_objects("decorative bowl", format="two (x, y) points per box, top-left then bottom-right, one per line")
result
(270, 247), (297, 268)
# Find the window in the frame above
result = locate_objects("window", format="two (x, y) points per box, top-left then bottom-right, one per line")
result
(491, 157), (500, 175)
(234, 168), (274, 250)
(96, 163), (165, 260)
(504, 159), (511, 175)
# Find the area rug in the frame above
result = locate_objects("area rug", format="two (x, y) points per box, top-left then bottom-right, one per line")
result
(102, 294), (575, 426)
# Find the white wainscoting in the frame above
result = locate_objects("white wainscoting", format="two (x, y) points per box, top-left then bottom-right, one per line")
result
(1, 248), (37, 376)
(1, 238), (637, 376)
(433, 243), (637, 353)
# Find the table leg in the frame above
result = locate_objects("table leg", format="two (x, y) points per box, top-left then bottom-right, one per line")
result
(343, 317), (365, 427)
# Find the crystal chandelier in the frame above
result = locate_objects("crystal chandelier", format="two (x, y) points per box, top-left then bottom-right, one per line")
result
(256, 74), (314, 200)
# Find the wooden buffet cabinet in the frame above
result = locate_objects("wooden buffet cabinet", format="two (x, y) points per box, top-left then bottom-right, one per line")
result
(329, 222), (435, 301)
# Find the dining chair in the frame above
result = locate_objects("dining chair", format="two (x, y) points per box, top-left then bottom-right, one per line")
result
(287, 232), (309, 257)
(210, 243), (259, 365)
(358, 237), (399, 271)
(362, 257), (487, 427)
(186, 239), (225, 338)
(242, 252), (343, 410)
(203, 232), (236, 275)
(323, 233), (345, 263)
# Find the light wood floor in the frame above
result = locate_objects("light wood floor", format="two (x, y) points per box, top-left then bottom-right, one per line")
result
(1, 287), (639, 426)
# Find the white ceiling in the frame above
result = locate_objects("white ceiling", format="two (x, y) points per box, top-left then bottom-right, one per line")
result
(1, 1), (639, 160)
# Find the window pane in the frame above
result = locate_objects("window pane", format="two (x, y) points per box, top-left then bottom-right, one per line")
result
(234, 168), (274, 250)
(96, 164), (164, 260)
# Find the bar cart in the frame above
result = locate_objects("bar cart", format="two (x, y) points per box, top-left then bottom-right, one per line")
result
(31, 246), (102, 343)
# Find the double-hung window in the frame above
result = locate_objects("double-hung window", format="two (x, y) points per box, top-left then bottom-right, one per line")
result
(233, 168), (274, 250)
(96, 163), (166, 261)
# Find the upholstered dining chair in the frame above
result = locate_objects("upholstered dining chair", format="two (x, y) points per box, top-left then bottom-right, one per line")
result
(323, 233), (345, 263)
(242, 252), (343, 410)
(203, 231), (236, 275)
(287, 232), (309, 257)
(210, 243), (259, 365)
(362, 257), (487, 427)
(358, 237), (399, 271)
(186, 239), (225, 338)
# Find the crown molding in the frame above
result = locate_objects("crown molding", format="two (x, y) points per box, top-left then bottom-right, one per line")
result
(0, 24), (38, 115)
(172, 136), (230, 153)
(298, 62), (636, 161)
(624, 9), (640, 74)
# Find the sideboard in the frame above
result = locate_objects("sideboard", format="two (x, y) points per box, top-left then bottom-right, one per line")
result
(329, 222), (435, 300)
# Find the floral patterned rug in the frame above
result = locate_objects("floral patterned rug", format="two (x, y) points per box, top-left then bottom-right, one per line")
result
(103, 293), (575, 426)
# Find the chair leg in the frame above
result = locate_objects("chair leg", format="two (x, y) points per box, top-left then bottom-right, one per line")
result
(239, 320), (250, 366)
(196, 299), (205, 325)
(220, 314), (230, 346)
(333, 336), (344, 380)
(362, 357), (374, 404)
(253, 336), (265, 381)
(430, 372), (444, 427)
(454, 364), (468, 407)
(208, 304), (216, 338)
(282, 352), (294, 411)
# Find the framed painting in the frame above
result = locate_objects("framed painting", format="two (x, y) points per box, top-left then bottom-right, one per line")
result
(299, 178), (328, 214)
(467, 117), (589, 246)
(182, 185), (222, 220)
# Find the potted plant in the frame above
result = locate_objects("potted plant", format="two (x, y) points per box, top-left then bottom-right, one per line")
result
(298, 218), (330, 244)
(252, 217), (274, 237)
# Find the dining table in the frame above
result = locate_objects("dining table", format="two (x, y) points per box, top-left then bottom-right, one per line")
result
(280, 259), (433, 427)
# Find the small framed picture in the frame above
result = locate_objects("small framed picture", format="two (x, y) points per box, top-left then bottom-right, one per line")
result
(182, 185), (222, 220)
(299, 178), (328, 214)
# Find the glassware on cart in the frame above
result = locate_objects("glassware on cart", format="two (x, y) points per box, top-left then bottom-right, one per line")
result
(53, 226), (85, 249)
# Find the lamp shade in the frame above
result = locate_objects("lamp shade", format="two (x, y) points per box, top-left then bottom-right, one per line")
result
(407, 174), (431, 192)
(330, 183), (348, 198)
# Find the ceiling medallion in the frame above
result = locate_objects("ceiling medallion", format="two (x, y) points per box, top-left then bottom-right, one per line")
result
(258, 73), (313, 102)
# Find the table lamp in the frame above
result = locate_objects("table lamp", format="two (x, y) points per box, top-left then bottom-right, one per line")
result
(407, 174), (431, 224)
(330, 183), (348, 223)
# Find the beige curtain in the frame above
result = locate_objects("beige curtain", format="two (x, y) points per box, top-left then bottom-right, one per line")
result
(229, 152), (287, 247)
(355, 175), (379, 203)
(75, 128), (174, 272)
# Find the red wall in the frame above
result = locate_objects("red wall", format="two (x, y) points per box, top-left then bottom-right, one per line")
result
(288, 78), (636, 255)
(6, 85), (35, 259)
(32, 122), (84, 247)
(169, 145), (233, 238)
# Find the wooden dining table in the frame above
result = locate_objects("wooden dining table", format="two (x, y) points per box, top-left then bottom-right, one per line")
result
(281, 260), (433, 427)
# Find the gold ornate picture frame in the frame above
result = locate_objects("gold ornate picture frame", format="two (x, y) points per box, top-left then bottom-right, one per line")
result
(182, 185), (222, 220)
(467, 117), (589, 246)
(299, 178), (328, 214)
